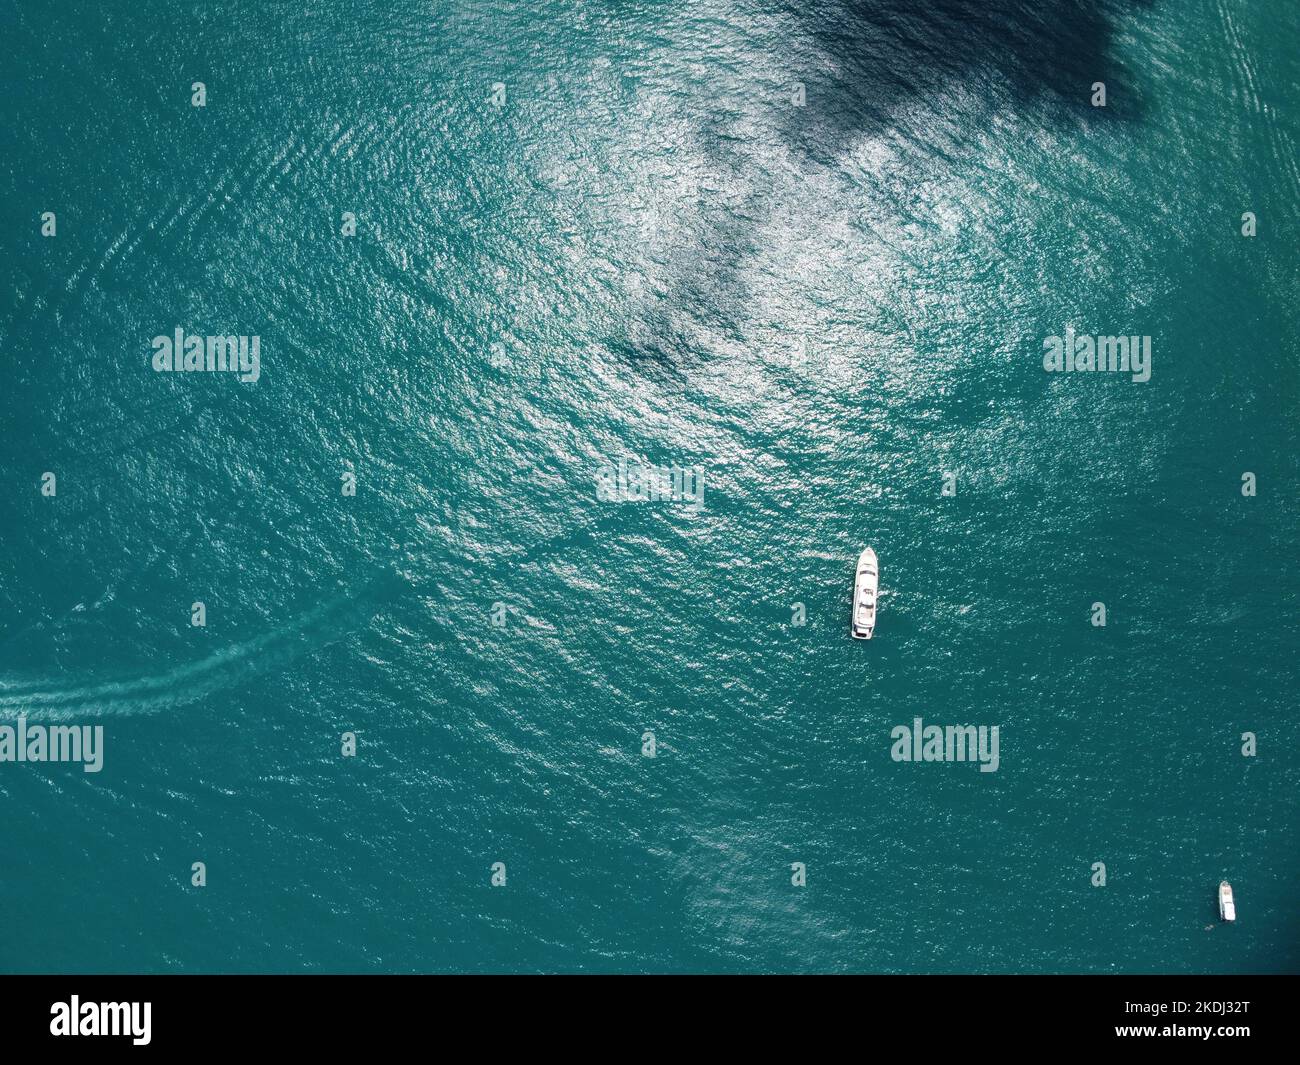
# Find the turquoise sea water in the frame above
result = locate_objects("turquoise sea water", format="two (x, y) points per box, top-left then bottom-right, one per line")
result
(0, 0), (1297, 973)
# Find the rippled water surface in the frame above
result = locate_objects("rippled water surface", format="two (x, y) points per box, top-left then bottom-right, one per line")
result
(0, 0), (1297, 972)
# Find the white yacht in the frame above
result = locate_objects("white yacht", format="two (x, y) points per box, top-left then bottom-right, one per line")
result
(1218, 881), (1236, 922)
(851, 547), (878, 640)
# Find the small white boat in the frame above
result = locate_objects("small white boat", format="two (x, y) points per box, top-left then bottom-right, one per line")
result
(1219, 881), (1236, 922)
(851, 547), (878, 640)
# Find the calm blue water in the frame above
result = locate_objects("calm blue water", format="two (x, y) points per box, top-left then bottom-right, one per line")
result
(0, 0), (1297, 973)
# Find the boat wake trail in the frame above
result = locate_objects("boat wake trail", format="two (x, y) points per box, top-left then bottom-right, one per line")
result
(0, 571), (404, 722)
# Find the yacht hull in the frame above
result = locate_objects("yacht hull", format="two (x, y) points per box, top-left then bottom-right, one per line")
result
(1218, 881), (1235, 922)
(851, 547), (878, 640)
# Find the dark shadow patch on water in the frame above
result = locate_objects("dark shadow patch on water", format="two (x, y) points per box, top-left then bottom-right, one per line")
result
(609, 332), (692, 384)
(613, 178), (767, 383)
(612, 0), (1152, 378)
(617, 321), (721, 388)
(780, 0), (1151, 158)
